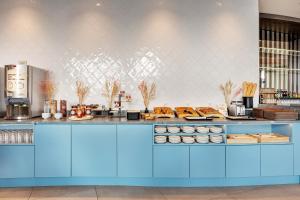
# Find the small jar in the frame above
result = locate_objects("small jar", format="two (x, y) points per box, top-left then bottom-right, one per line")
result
(50, 100), (57, 116)
(70, 106), (77, 116)
(80, 105), (86, 116)
(86, 106), (92, 116)
(76, 108), (83, 118)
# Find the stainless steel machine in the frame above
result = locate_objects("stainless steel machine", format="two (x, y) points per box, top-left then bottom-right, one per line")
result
(4, 63), (47, 120)
(0, 67), (5, 117)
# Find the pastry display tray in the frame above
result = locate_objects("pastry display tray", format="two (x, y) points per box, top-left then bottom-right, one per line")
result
(226, 116), (256, 120)
(184, 116), (213, 121)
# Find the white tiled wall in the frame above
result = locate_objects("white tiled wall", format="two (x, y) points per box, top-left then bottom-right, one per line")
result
(0, 0), (259, 109)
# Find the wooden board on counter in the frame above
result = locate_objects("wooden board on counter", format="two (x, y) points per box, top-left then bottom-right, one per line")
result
(250, 133), (290, 143)
(253, 108), (298, 120)
(263, 110), (298, 121)
(227, 134), (258, 144)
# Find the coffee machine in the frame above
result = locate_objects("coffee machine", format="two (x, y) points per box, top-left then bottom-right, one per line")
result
(0, 67), (5, 117)
(4, 63), (47, 120)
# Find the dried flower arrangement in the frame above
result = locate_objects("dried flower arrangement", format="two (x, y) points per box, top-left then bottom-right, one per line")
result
(138, 81), (156, 112)
(76, 80), (89, 105)
(102, 80), (120, 109)
(40, 72), (56, 101)
(220, 80), (234, 107)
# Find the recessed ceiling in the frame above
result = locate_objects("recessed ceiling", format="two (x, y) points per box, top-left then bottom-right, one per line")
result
(259, 0), (300, 19)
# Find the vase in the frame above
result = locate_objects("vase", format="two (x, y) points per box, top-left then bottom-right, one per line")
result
(50, 100), (57, 116)
(43, 100), (51, 113)
(144, 108), (149, 113)
(108, 108), (113, 116)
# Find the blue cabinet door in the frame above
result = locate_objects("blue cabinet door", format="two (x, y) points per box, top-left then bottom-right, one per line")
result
(226, 145), (260, 177)
(72, 125), (117, 177)
(35, 125), (71, 177)
(154, 146), (189, 178)
(190, 146), (225, 178)
(117, 125), (153, 178)
(261, 144), (293, 176)
(0, 146), (34, 178)
(293, 124), (300, 175)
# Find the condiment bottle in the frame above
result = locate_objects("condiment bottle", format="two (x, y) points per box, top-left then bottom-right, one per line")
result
(60, 100), (67, 117)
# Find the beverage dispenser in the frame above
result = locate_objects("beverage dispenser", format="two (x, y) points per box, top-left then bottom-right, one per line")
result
(4, 63), (47, 120)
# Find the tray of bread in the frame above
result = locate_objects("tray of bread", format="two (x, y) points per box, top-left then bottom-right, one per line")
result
(68, 115), (94, 121)
(175, 107), (199, 119)
(249, 133), (290, 143)
(153, 107), (175, 118)
(196, 107), (224, 119)
(227, 134), (258, 144)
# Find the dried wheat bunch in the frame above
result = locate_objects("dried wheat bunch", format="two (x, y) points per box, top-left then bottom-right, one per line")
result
(138, 81), (156, 109)
(220, 80), (234, 107)
(40, 73), (56, 101)
(76, 80), (89, 105)
(102, 80), (120, 109)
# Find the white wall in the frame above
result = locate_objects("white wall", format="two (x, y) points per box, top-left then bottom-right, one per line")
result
(0, 0), (259, 109)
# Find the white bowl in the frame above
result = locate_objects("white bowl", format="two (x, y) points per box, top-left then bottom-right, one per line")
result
(182, 126), (195, 133)
(209, 127), (223, 133)
(42, 113), (51, 119)
(168, 126), (180, 134)
(155, 126), (167, 134)
(196, 127), (210, 134)
(210, 135), (223, 143)
(54, 112), (63, 120)
(155, 136), (167, 143)
(182, 136), (195, 144)
(168, 136), (181, 144)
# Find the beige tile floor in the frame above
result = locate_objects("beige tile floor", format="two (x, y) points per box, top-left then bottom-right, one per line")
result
(1, 185), (300, 200)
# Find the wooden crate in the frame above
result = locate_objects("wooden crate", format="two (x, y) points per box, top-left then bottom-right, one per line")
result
(250, 133), (290, 143)
(227, 134), (258, 144)
(263, 110), (298, 120)
(253, 108), (298, 120)
(253, 108), (264, 118)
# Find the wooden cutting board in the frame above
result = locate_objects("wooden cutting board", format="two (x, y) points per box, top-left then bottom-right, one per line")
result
(250, 133), (290, 143)
(227, 134), (258, 144)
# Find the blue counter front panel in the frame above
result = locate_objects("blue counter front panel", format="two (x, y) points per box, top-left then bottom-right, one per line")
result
(117, 125), (153, 178)
(261, 144), (294, 176)
(154, 146), (189, 178)
(190, 146), (225, 178)
(226, 145), (260, 177)
(72, 125), (117, 177)
(0, 146), (34, 178)
(35, 125), (71, 177)
(0, 122), (299, 187)
(293, 124), (300, 175)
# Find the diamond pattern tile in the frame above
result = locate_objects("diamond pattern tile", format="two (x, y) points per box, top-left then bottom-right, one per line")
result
(0, 0), (259, 109)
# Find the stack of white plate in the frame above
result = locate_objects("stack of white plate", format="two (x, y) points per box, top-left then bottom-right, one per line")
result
(196, 126), (210, 134)
(195, 135), (209, 143)
(168, 136), (181, 144)
(167, 126), (180, 134)
(182, 126), (195, 134)
(182, 136), (195, 144)
(209, 126), (223, 134)
(155, 126), (167, 134)
(210, 135), (223, 143)
(155, 136), (167, 144)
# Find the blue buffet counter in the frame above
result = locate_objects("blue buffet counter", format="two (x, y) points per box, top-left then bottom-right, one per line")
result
(0, 119), (299, 187)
